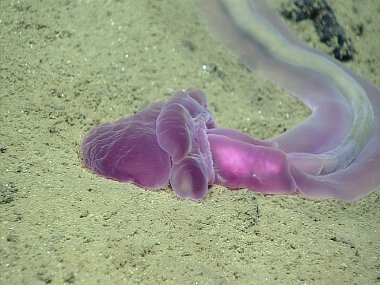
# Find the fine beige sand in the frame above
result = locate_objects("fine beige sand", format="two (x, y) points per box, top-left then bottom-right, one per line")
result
(1, 0), (379, 284)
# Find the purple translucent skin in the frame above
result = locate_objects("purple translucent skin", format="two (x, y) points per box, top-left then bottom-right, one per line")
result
(208, 134), (295, 194)
(197, 0), (380, 200)
(81, 102), (171, 189)
(82, 89), (298, 200)
(81, 1), (379, 201)
(156, 89), (216, 199)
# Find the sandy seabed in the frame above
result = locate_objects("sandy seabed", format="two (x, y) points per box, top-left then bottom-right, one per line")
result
(1, 0), (379, 284)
